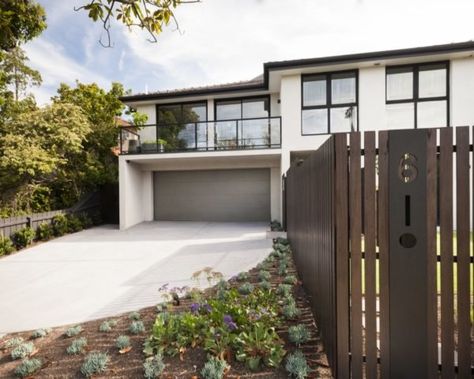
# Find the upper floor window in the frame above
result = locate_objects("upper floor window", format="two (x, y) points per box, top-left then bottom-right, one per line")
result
(215, 97), (269, 120)
(157, 102), (207, 125)
(301, 71), (358, 135)
(386, 62), (448, 129)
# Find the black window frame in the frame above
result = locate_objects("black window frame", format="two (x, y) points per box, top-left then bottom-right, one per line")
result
(156, 100), (208, 125)
(301, 70), (359, 135)
(214, 95), (271, 121)
(385, 61), (450, 128)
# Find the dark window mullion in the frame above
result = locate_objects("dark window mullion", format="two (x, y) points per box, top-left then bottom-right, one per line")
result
(327, 74), (332, 133)
(414, 66), (418, 128)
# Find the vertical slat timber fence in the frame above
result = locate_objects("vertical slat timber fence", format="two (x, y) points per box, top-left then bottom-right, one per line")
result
(285, 127), (473, 378)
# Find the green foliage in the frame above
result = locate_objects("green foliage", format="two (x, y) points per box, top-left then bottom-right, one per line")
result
(143, 353), (165, 379)
(11, 227), (35, 248)
(288, 324), (311, 346)
(14, 357), (42, 378)
(283, 275), (297, 285)
(65, 325), (83, 337)
(67, 337), (88, 355)
(278, 261), (288, 276)
(5, 337), (24, 349)
(129, 311), (141, 320)
(285, 350), (311, 379)
(259, 280), (271, 291)
(116, 335), (130, 350)
(81, 351), (109, 377)
(234, 322), (286, 370)
(0, 0), (46, 50)
(270, 219), (283, 231)
(78, 213), (93, 228)
(99, 320), (112, 332)
(258, 270), (271, 282)
(11, 342), (34, 360)
(276, 284), (293, 298)
(67, 214), (83, 233)
(200, 356), (229, 379)
(236, 272), (249, 282)
(282, 298), (301, 320)
(0, 234), (15, 256)
(31, 328), (51, 339)
(36, 222), (53, 241)
(129, 320), (145, 334)
(238, 282), (254, 295)
(52, 214), (68, 236)
(274, 237), (289, 246)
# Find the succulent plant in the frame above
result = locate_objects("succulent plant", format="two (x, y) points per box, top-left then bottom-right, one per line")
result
(238, 282), (254, 295)
(108, 319), (118, 327)
(129, 311), (141, 320)
(236, 272), (249, 282)
(258, 270), (271, 281)
(259, 280), (272, 291)
(143, 353), (165, 379)
(284, 275), (298, 285)
(285, 350), (311, 378)
(129, 320), (145, 334)
(31, 328), (52, 339)
(14, 358), (42, 378)
(80, 351), (110, 377)
(5, 337), (24, 349)
(65, 325), (83, 337)
(278, 262), (288, 276)
(11, 342), (34, 360)
(66, 337), (88, 355)
(277, 283), (293, 298)
(116, 335), (131, 350)
(283, 299), (301, 320)
(99, 321), (112, 332)
(288, 324), (311, 346)
(200, 356), (230, 379)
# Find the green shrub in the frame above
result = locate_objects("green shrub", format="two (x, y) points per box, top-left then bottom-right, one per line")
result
(36, 222), (53, 241)
(67, 214), (83, 233)
(277, 283), (293, 298)
(90, 210), (103, 226)
(200, 356), (229, 379)
(116, 335), (131, 350)
(283, 299), (301, 320)
(5, 337), (24, 349)
(52, 214), (68, 236)
(274, 237), (289, 246)
(288, 324), (311, 346)
(238, 282), (254, 295)
(286, 350), (311, 378)
(14, 358), (42, 378)
(270, 220), (283, 231)
(0, 235), (15, 256)
(129, 320), (145, 334)
(129, 311), (141, 320)
(258, 270), (271, 282)
(67, 337), (88, 355)
(284, 275), (298, 285)
(99, 321), (112, 332)
(143, 353), (165, 379)
(259, 280), (271, 291)
(11, 342), (34, 360)
(11, 227), (35, 249)
(31, 328), (51, 339)
(65, 325), (83, 337)
(78, 213), (93, 228)
(278, 262), (288, 276)
(108, 319), (118, 327)
(81, 351), (109, 377)
(236, 272), (249, 282)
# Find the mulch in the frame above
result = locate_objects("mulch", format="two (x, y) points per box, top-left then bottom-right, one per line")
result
(0, 252), (333, 378)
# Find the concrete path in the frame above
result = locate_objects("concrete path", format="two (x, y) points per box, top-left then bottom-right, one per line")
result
(0, 222), (272, 334)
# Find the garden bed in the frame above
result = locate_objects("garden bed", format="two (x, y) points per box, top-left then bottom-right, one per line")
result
(0, 238), (332, 378)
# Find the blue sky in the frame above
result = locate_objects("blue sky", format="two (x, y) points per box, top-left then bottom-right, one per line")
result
(24, 0), (474, 104)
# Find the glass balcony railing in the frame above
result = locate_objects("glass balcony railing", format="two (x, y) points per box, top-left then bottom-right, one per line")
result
(119, 117), (282, 154)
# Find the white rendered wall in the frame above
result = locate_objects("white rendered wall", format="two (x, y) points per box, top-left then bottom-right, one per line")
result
(451, 57), (474, 127)
(358, 66), (386, 131)
(119, 157), (153, 230)
(270, 167), (282, 221)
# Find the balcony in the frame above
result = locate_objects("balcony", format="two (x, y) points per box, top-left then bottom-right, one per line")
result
(119, 117), (281, 154)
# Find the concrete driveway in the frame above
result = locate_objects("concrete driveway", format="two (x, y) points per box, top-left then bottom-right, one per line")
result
(0, 222), (272, 334)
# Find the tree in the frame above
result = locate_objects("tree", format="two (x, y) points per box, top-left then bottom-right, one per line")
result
(76, 0), (200, 47)
(0, 0), (46, 51)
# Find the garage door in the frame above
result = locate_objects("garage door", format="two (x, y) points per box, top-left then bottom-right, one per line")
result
(154, 169), (270, 221)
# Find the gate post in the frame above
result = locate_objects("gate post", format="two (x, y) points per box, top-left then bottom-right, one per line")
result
(388, 129), (429, 378)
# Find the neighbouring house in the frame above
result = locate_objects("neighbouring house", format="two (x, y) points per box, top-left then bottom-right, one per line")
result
(118, 41), (474, 230)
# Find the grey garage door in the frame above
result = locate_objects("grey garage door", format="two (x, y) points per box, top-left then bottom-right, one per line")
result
(154, 169), (270, 221)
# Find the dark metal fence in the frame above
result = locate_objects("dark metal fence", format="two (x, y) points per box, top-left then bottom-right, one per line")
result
(285, 127), (473, 378)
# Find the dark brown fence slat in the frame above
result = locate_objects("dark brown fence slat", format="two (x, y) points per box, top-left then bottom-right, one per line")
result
(426, 129), (438, 378)
(349, 132), (363, 379)
(363, 132), (377, 379)
(335, 133), (350, 378)
(455, 126), (470, 378)
(378, 130), (390, 378)
(440, 127), (454, 379)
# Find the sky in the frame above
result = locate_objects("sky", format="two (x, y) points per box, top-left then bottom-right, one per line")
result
(24, 0), (474, 104)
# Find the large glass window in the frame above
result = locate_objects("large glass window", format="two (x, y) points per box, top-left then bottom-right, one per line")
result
(386, 63), (448, 129)
(301, 71), (358, 134)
